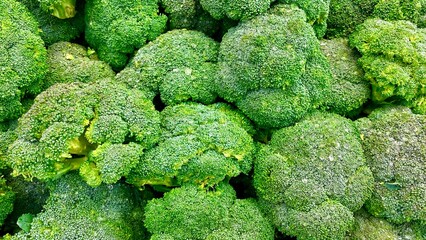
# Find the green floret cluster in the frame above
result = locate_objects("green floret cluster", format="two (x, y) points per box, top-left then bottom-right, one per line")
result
(2, 0), (426, 239)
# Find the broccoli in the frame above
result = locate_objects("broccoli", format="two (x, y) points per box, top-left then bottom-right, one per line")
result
(9, 173), (147, 239)
(8, 79), (161, 186)
(127, 102), (255, 188)
(372, 0), (424, 24)
(254, 111), (374, 240)
(160, 0), (219, 36)
(18, 0), (84, 45)
(85, 0), (167, 70)
(0, 177), (14, 227)
(215, 4), (332, 128)
(44, 42), (115, 90)
(355, 106), (426, 224)
(37, 0), (76, 19)
(0, 122), (18, 171)
(116, 29), (219, 105)
(319, 38), (370, 117)
(0, 0), (48, 122)
(276, 0), (330, 38)
(350, 19), (426, 115)
(199, 0), (273, 21)
(144, 183), (274, 240)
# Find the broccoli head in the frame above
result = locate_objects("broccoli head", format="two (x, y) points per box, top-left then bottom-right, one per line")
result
(85, 0), (167, 70)
(37, 0), (76, 19)
(350, 19), (426, 114)
(0, 0), (48, 122)
(276, 0), (330, 38)
(0, 121), (18, 171)
(8, 79), (161, 186)
(160, 0), (219, 36)
(0, 177), (15, 227)
(44, 42), (115, 90)
(144, 183), (274, 240)
(199, 0), (273, 21)
(215, 5), (332, 128)
(320, 38), (370, 117)
(116, 29), (219, 105)
(254, 111), (374, 240)
(127, 102), (255, 188)
(372, 0), (424, 24)
(355, 106), (426, 224)
(10, 173), (147, 239)
(18, 0), (84, 45)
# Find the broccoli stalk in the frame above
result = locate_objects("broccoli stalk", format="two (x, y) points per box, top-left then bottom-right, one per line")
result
(38, 0), (76, 19)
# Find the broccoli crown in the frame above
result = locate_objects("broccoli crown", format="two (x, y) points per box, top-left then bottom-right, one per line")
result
(127, 102), (255, 188)
(44, 42), (115, 90)
(0, 0), (48, 122)
(355, 106), (426, 224)
(38, 0), (76, 19)
(0, 177), (15, 227)
(350, 19), (426, 114)
(0, 122), (18, 171)
(85, 0), (167, 70)
(11, 173), (147, 240)
(215, 5), (332, 128)
(373, 0), (423, 24)
(199, 0), (273, 21)
(144, 183), (274, 240)
(327, 0), (378, 37)
(8, 79), (161, 186)
(116, 29), (219, 105)
(276, 0), (330, 38)
(319, 38), (370, 117)
(254, 111), (374, 239)
(18, 0), (84, 45)
(160, 0), (219, 36)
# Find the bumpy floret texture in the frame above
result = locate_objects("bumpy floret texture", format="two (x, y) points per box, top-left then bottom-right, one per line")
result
(372, 0), (424, 24)
(37, 0), (76, 19)
(10, 173), (147, 240)
(0, 0), (48, 122)
(160, 0), (219, 36)
(0, 121), (17, 171)
(85, 0), (167, 70)
(320, 38), (370, 117)
(44, 42), (115, 90)
(276, 0), (330, 38)
(117, 29), (219, 105)
(18, 0), (84, 45)
(350, 19), (426, 114)
(8, 79), (161, 186)
(355, 106), (426, 224)
(254, 111), (374, 240)
(199, 0), (273, 21)
(144, 183), (274, 240)
(216, 5), (332, 128)
(127, 102), (255, 188)
(0, 178), (15, 227)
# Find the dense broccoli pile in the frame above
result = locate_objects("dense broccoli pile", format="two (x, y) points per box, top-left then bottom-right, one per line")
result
(1, 0), (426, 239)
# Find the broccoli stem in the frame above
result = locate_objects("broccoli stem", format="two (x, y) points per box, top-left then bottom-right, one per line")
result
(54, 156), (88, 177)
(49, 0), (76, 19)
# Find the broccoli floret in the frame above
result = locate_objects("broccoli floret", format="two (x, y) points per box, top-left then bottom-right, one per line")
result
(350, 19), (426, 114)
(276, 0), (330, 38)
(0, 121), (18, 171)
(10, 173), (147, 239)
(160, 0), (219, 36)
(254, 111), (374, 240)
(44, 42), (115, 90)
(37, 0), (76, 19)
(116, 29), (219, 105)
(0, 0), (48, 122)
(144, 183), (274, 240)
(199, 0), (273, 21)
(320, 38), (370, 117)
(127, 102), (255, 188)
(215, 4), (332, 128)
(18, 0), (84, 45)
(1, 175), (49, 234)
(8, 79), (161, 186)
(0, 177), (15, 227)
(85, 0), (167, 70)
(373, 0), (423, 24)
(355, 106), (426, 224)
